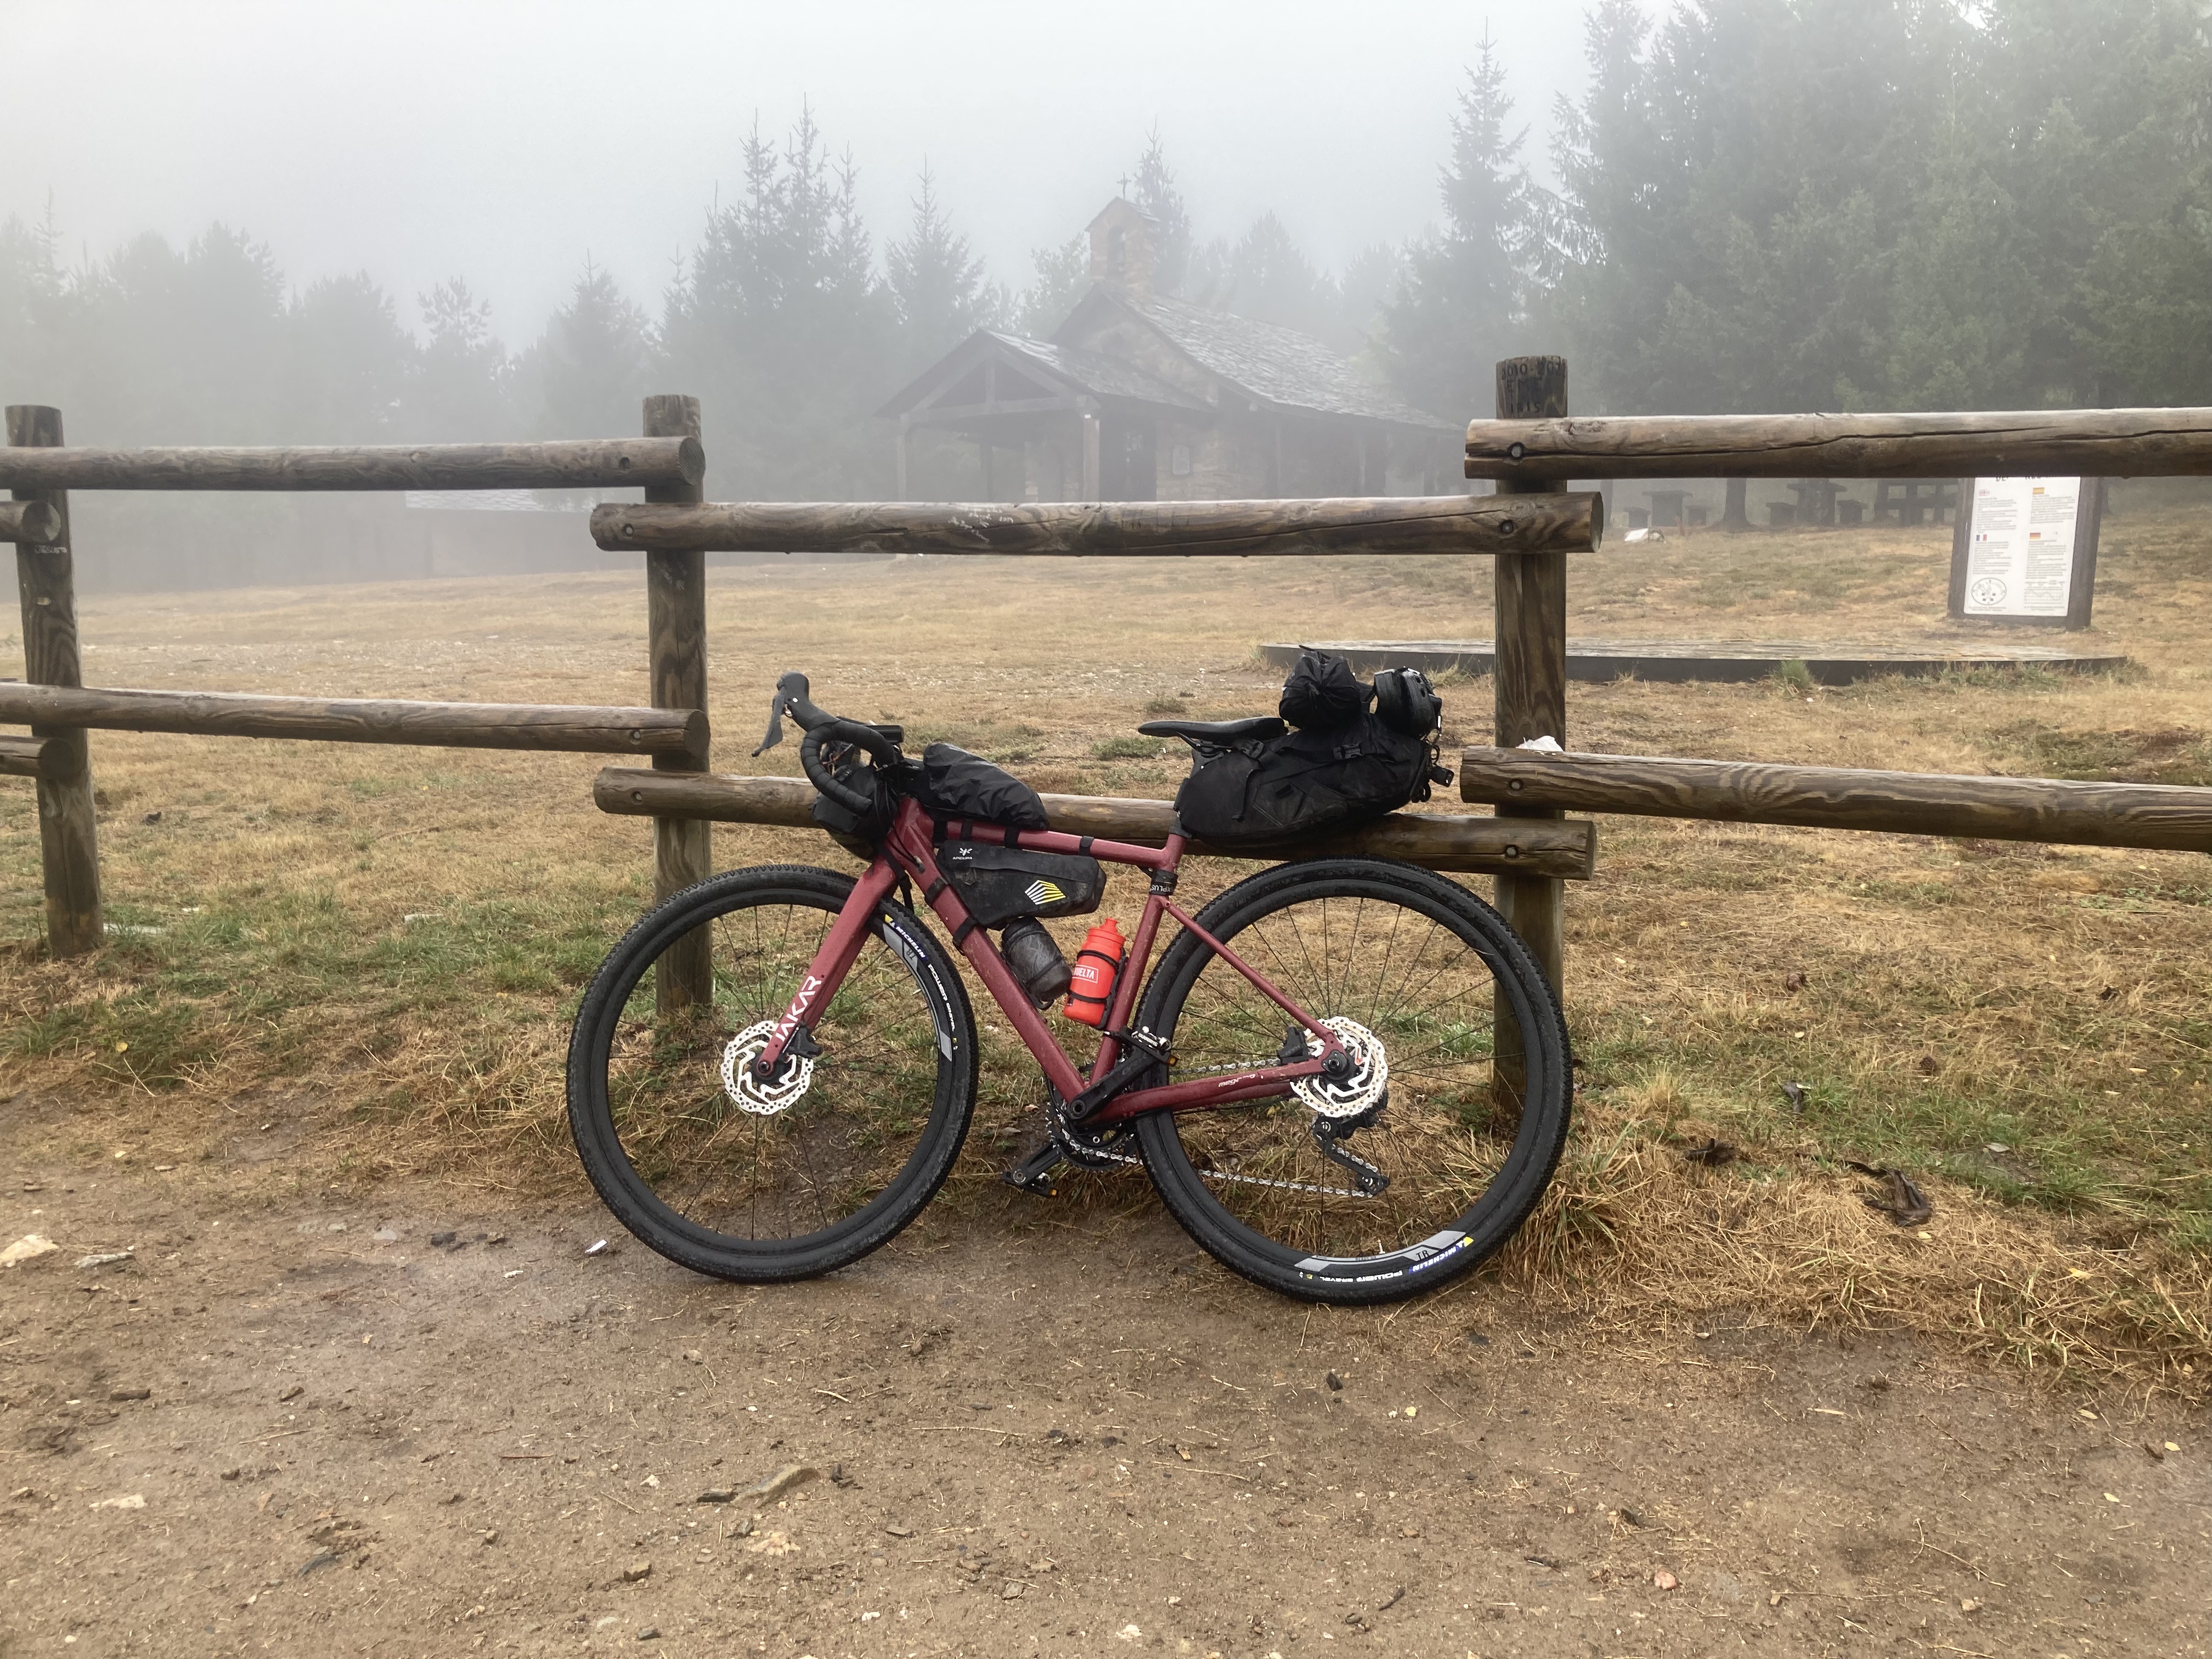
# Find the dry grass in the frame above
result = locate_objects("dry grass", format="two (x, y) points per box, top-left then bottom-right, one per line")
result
(4, 499), (2210, 1393)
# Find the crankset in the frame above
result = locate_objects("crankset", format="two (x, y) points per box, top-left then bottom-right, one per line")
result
(1002, 1090), (1142, 1197)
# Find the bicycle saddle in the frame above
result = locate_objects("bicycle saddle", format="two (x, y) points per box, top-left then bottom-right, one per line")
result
(1136, 715), (1288, 743)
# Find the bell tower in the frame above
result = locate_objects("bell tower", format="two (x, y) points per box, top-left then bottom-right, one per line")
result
(1086, 198), (1156, 301)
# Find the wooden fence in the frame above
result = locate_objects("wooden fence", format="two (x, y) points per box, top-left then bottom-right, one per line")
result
(14, 370), (2212, 1031)
(1, 395), (1604, 1020)
(3, 398), (713, 987)
(1458, 363), (2212, 1006)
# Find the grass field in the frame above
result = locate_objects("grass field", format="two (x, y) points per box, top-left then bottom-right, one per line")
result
(5, 501), (2210, 1396)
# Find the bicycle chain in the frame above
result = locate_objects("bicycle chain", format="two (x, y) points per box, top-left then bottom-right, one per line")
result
(1075, 1138), (1378, 1201)
(1051, 1057), (1381, 1200)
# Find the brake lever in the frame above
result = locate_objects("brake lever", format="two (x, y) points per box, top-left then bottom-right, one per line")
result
(753, 670), (813, 757)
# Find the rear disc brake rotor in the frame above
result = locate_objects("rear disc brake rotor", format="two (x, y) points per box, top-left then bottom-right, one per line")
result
(1293, 1016), (1389, 1120)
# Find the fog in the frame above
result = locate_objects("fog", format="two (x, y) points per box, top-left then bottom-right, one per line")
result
(7, 1), (1596, 340)
(5, 1), (2209, 592)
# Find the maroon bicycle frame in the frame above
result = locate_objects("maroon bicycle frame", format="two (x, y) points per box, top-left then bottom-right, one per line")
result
(751, 796), (1345, 1127)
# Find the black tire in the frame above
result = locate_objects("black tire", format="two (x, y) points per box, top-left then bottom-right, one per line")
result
(1132, 858), (1571, 1304)
(566, 865), (978, 1282)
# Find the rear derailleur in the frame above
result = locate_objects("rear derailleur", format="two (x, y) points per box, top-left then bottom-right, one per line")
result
(1308, 1100), (1390, 1195)
(1276, 1022), (1389, 1195)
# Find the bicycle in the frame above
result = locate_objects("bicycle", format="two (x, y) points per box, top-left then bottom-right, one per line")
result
(566, 673), (1572, 1305)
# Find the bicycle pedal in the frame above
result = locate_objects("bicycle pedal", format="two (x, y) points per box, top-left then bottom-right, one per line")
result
(1003, 1142), (1067, 1197)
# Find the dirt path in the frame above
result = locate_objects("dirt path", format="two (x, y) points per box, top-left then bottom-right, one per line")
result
(3, 1157), (2206, 1659)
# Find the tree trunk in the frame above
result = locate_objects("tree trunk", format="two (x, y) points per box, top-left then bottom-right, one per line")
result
(1721, 476), (1752, 532)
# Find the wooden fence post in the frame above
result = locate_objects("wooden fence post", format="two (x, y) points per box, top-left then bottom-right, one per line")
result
(7, 405), (102, 956)
(643, 394), (713, 1013)
(1489, 358), (1570, 1098)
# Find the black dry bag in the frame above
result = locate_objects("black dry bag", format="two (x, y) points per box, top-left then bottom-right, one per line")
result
(1172, 657), (1449, 848)
(1278, 648), (1369, 731)
(913, 743), (1048, 831)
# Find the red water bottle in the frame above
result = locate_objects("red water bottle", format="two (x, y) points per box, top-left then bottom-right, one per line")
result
(1063, 919), (1125, 1027)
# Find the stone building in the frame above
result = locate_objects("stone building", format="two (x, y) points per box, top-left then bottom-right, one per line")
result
(878, 198), (1457, 501)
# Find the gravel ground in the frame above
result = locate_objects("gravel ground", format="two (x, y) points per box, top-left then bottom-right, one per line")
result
(2, 1151), (2207, 1658)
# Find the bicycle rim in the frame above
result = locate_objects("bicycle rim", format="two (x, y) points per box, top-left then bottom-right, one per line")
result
(568, 866), (975, 1280)
(1135, 860), (1570, 1302)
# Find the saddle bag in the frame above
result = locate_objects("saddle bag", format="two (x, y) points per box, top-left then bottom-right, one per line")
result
(1173, 720), (1440, 848)
(1172, 652), (1450, 849)
(940, 841), (1105, 929)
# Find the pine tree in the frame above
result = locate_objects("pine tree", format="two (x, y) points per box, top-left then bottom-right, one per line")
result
(1333, 244), (1402, 358)
(886, 163), (997, 364)
(282, 272), (414, 443)
(1131, 128), (1193, 296)
(526, 260), (652, 439)
(1212, 213), (1339, 342)
(1379, 35), (1551, 420)
(1017, 236), (1089, 337)
(412, 278), (511, 441)
(0, 202), (67, 407)
(86, 224), (290, 443)
(662, 107), (900, 497)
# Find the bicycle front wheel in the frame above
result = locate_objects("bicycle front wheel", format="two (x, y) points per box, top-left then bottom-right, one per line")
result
(1133, 858), (1570, 1304)
(566, 865), (978, 1282)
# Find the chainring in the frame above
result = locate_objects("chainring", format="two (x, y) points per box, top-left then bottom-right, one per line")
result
(719, 1019), (815, 1117)
(1046, 1088), (1139, 1170)
(1293, 1016), (1389, 1120)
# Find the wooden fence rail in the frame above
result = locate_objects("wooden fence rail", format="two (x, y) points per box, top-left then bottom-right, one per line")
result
(0, 733), (73, 781)
(0, 437), (703, 493)
(0, 684), (705, 755)
(595, 768), (1598, 879)
(0, 501), (61, 543)
(589, 493), (1604, 558)
(1463, 408), (2212, 480)
(1458, 745), (2212, 853)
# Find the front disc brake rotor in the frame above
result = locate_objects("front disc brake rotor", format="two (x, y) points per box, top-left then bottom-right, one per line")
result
(1293, 1016), (1389, 1120)
(719, 1019), (815, 1117)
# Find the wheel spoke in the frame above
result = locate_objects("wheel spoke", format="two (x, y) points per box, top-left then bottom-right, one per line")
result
(1146, 874), (1561, 1273)
(580, 879), (969, 1263)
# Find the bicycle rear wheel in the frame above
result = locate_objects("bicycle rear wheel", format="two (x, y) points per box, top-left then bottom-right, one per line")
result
(1133, 858), (1570, 1304)
(566, 865), (978, 1282)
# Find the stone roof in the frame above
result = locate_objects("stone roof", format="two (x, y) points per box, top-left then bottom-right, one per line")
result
(1071, 289), (1454, 431)
(987, 333), (1210, 411)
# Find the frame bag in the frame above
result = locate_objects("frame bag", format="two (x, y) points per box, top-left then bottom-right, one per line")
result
(940, 841), (1105, 928)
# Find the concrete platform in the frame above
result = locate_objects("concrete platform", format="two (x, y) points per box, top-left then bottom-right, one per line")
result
(1260, 639), (2131, 686)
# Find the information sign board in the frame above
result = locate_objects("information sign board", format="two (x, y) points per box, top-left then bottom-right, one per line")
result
(1948, 476), (2103, 630)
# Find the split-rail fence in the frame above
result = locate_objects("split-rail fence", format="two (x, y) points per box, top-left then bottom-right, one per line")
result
(10, 372), (2212, 1044)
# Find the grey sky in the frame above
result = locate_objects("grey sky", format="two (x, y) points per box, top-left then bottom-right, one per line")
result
(9, 1), (1606, 341)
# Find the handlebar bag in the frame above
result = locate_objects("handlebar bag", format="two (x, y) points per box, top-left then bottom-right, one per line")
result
(811, 746), (899, 857)
(1172, 715), (1440, 849)
(940, 842), (1105, 928)
(914, 743), (1049, 831)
